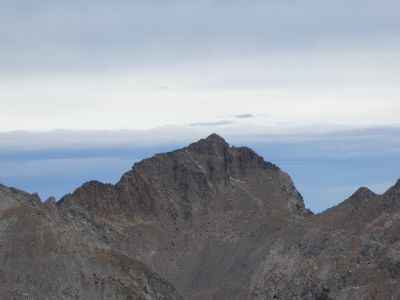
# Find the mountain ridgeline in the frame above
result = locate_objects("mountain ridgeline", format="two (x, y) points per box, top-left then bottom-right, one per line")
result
(0, 134), (399, 299)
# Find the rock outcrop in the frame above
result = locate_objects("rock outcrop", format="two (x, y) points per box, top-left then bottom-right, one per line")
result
(0, 134), (399, 299)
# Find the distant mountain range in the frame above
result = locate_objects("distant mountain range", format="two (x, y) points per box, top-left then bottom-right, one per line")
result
(0, 134), (399, 299)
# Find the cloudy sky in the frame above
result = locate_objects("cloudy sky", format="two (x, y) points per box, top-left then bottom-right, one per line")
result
(0, 1), (399, 212)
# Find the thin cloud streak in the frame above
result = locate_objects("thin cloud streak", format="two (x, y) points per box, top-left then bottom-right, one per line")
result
(235, 114), (254, 119)
(189, 120), (235, 127)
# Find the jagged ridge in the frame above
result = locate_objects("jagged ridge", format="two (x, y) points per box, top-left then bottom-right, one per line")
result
(0, 134), (399, 299)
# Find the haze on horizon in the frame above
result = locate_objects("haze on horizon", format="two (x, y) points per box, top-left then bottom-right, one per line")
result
(0, 0), (399, 212)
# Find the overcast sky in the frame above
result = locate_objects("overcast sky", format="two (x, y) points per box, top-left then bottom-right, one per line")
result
(0, 1), (399, 211)
(1, 0), (399, 130)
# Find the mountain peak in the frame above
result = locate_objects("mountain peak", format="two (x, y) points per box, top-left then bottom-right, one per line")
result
(204, 133), (226, 144)
(3, 137), (400, 299)
(350, 187), (376, 200)
(186, 133), (228, 156)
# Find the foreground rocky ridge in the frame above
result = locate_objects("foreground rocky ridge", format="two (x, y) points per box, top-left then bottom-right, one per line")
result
(0, 134), (399, 299)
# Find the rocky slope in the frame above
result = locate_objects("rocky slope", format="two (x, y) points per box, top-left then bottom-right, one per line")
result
(249, 183), (400, 299)
(0, 134), (399, 299)
(0, 184), (182, 299)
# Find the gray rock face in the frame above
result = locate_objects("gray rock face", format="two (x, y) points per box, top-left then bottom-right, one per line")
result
(249, 186), (400, 300)
(0, 134), (399, 299)
(0, 185), (182, 299)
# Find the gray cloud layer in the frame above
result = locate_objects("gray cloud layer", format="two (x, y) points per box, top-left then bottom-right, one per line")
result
(1, 125), (399, 152)
(1, 0), (399, 74)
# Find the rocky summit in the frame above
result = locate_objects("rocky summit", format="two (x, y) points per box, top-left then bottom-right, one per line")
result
(0, 134), (399, 300)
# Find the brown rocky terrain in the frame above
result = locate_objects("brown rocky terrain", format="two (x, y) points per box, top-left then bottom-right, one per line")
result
(0, 134), (399, 299)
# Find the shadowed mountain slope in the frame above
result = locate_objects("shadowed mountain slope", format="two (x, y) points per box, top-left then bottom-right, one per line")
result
(0, 134), (399, 299)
